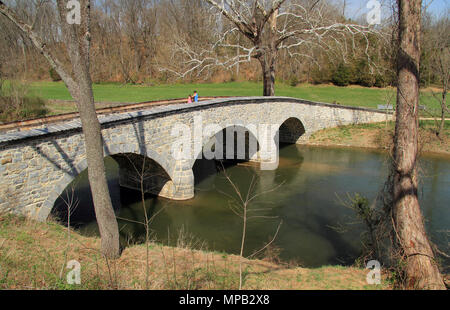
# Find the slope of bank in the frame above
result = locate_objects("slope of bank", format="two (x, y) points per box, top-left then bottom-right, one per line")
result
(0, 214), (390, 290)
(307, 121), (450, 156)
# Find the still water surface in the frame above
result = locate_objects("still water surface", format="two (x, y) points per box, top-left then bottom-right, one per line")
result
(54, 145), (450, 269)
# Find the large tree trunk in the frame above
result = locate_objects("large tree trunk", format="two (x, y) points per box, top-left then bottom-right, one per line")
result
(58, 0), (120, 259)
(259, 51), (276, 97)
(392, 0), (445, 290)
(75, 74), (120, 259)
(259, 8), (279, 97)
(0, 0), (121, 259)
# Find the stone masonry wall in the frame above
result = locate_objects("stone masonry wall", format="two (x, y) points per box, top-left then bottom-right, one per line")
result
(0, 97), (392, 221)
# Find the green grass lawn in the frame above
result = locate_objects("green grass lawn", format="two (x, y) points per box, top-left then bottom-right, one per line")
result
(28, 81), (446, 115)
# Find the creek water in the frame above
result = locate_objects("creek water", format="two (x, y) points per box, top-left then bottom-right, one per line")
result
(53, 145), (450, 269)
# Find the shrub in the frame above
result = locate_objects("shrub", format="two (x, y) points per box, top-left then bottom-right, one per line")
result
(0, 81), (48, 122)
(310, 67), (331, 85)
(288, 75), (299, 87)
(0, 95), (48, 122)
(49, 68), (62, 82)
(374, 74), (387, 88)
(358, 73), (375, 87)
(0, 96), (12, 122)
(353, 59), (374, 87)
(331, 63), (352, 87)
(19, 96), (48, 119)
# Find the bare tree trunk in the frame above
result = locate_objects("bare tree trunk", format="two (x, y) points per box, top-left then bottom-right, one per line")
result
(259, 9), (278, 97)
(439, 101), (446, 136)
(438, 84), (447, 137)
(259, 51), (276, 97)
(57, 0), (120, 259)
(21, 37), (27, 78)
(392, 0), (445, 290)
(76, 74), (120, 259)
(236, 34), (240, 78)
(0, 0), (121, 259)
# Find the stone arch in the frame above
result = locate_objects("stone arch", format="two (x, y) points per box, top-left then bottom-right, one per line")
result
(111, 153), (174, 198)
(190, 121), (261, 168)
(37, 146), (176, 221)
(277, 117), (307, 144)
(191, 122), (261, 186)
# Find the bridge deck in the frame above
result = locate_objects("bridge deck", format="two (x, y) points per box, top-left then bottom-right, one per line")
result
(0, 97), (391, 146)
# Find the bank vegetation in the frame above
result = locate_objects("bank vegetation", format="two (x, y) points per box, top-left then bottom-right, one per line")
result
(0, 213), (392, 290)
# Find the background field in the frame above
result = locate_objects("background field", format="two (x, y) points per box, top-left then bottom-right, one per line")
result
(28, 81), (447, 116)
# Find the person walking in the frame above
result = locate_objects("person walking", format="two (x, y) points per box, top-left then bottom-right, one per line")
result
(187, 95), (193, 104)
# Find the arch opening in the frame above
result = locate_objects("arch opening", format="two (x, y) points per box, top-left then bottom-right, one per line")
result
(112, 153), (173, 197)
(278, 117), (306, 145)
(50, 153), (173, 227)
(193, 125), (260, 186)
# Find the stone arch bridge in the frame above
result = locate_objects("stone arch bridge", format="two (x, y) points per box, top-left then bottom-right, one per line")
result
(0, 97), (392, 221)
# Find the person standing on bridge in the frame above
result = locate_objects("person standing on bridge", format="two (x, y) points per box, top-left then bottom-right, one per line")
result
(193, 91), (199, 102)
(187, 95), (193, 104)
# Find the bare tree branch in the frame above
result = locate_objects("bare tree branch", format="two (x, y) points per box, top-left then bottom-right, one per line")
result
(162, 0), (386, 96)
(0, 1), (78, 96)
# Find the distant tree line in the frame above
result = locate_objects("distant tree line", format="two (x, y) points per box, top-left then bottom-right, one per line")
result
(0, 1), (446, 90)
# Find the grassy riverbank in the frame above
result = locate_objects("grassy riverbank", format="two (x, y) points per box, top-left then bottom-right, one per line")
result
(308, 121), (450, 155)
(0, 213), (391, 290)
